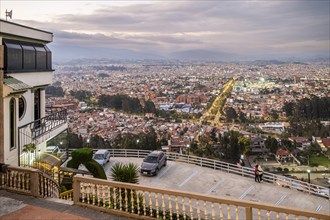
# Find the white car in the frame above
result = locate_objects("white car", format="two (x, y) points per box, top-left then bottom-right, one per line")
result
(317, 188), (329, 198)
(92, 150), (110, 166)
(46, 146), (61, 155)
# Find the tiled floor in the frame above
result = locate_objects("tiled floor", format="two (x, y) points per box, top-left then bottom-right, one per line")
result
(0, 191), (132, 220)
(1, 205), (88, 220)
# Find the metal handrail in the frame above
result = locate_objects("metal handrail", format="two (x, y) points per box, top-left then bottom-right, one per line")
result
(105, 148), (329, 199)
(18, 107), (67, 165)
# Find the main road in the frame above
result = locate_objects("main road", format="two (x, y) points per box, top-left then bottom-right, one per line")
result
(199, 78), (235, 126)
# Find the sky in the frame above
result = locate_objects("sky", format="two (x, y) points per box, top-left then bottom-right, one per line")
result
(1, 0), (329, 60)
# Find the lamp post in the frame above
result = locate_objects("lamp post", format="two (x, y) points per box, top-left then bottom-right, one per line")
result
(307, 169), (311, 184)
(87, 138), (90, 148)
(186, 144), (190, 156)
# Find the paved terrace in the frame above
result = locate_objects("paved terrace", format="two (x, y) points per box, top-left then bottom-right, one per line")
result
(0, 156), (329, 219)
(104, 157), (329, 216)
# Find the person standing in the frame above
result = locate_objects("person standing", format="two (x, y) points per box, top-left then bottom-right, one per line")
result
(254, 164), (259, 182)
(258, 165), (263, 182)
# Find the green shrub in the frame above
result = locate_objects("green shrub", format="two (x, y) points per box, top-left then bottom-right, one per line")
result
(71, 148), (93, 162)
(310, 162), (319, 167)
(85, 160), (107, 179)
(110, 162), (139, 184)
(67, 158), (80, 169)
(283, 168), (289, 173)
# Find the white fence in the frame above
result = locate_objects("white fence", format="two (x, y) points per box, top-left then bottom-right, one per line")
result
(104, 149), (329, 199)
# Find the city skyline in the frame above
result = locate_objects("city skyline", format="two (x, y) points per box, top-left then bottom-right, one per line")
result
(1, 0), (329, 61)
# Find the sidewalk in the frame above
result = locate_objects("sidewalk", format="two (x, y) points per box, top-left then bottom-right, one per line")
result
(0, 190), (132, 220)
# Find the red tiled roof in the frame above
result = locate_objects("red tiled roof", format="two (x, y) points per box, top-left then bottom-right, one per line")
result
(321, 138), (330, 147)
(276, 149), (291, 156)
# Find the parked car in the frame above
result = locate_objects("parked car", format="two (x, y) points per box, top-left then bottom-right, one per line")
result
(140, 151), (167, 176)
(45, 146), (61, 156)
(92, 150), (110, 166)
(316, 188), (329, 198)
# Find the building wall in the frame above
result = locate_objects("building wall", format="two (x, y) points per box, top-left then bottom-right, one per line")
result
(9, 72), (52, 87)
(3, 96), (18, 165)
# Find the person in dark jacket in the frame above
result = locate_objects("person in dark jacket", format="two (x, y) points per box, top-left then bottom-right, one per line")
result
(254, 164), (259, 182)
(258, 165), (263, 182)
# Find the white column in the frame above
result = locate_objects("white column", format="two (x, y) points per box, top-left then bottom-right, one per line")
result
(40, 88), (46, 118)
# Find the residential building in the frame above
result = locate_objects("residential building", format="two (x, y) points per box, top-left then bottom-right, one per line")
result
(0, 19), (67, 166)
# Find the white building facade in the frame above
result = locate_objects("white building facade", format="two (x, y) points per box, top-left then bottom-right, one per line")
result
(0, 19), (67, 166)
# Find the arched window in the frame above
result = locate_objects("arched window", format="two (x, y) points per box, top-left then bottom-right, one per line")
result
(19, 96), (26, 120)
(9, 98), (16, 149)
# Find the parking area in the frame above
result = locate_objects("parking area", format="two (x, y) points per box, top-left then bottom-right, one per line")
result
(104, 157), (329, 215)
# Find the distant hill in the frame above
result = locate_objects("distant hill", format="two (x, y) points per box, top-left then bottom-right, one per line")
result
(168, 49), (236, 61)
(49, 45), (164, 63)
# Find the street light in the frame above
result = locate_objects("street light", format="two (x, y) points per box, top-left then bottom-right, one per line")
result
(186, 144), (190, 156)
(307, 169), (311, 184)
(87, 138), (90, 148)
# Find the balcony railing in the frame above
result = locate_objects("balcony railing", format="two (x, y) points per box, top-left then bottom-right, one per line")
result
(18, 107), (67, 164)
(72, 175), (329, 220)
(0, 165), (59, 198)
(105, 149), (329, 199)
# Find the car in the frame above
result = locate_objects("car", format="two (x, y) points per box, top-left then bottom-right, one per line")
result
(317, 188), (329, 198)
(45, 146), (61, 156)
(140, 151), (167, 176)
(92, 150), (110, 166)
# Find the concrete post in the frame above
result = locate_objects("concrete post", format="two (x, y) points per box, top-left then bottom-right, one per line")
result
(72, 176), (80, 204)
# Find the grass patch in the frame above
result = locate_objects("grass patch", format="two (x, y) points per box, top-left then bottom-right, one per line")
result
(310, 155), (330, 167)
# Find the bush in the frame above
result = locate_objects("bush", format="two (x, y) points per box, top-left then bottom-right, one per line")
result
(67, 158), (80, 169)
(277, 167), (283, 172)
(85, 160), (107, 179)
(283, 168), (289, 173)
(71, 148), (93, 162)
(310, 162), (319, 167)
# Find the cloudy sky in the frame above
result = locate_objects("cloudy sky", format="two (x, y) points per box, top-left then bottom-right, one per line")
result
(1, 0), (329, 60)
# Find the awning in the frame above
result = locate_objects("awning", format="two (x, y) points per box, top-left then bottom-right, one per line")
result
(3, 76), (31, 96)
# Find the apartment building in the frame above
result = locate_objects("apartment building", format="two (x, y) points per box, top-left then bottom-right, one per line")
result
(0, 19), (67, 166)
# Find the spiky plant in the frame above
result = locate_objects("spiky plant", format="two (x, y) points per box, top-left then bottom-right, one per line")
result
(110, 162), (139, 184)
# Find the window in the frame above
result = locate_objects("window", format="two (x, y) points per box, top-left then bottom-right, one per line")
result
(19, 96), (26, 120)
(3, 40), (23, 71)
(34, 89), (41, 122)
(45, 45), (52, 70)
(34, 44), (47, 70)
(21, 43), (36, 70)
(9, 98), (16, 150)
(3, 39), (52, 73)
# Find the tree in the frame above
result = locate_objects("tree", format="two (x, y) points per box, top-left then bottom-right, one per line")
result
(144, 100), (156, 113)
(238, 111), (247, 123)
(46, 86), (64, 97)
(265, 136), (279, 153)
(283, 102), (294, 117)
(225, 107), (238, 122)
(270, 110), (279, 121)
(238, 137), (251, 154)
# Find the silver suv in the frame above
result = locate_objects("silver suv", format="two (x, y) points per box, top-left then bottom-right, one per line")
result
(140, 151), (167, 176)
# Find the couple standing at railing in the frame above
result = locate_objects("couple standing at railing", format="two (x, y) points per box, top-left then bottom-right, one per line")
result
(254, 164), (263, 182)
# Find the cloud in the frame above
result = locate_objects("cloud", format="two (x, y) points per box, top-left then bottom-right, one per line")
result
(12, 0), (330, 58)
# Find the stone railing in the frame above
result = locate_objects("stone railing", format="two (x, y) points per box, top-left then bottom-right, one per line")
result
(0, 165), (59, 198)
(60, 189), (73, 201)
(73, 176), (329, 220)
(107, 149), (329, 199)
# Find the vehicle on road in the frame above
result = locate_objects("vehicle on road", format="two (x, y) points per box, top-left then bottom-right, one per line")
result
(93, 150), (110, 166)
(140, 151), (167, 176)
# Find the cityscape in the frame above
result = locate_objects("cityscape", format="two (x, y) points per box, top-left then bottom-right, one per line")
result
(0, 1), (329, 220)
